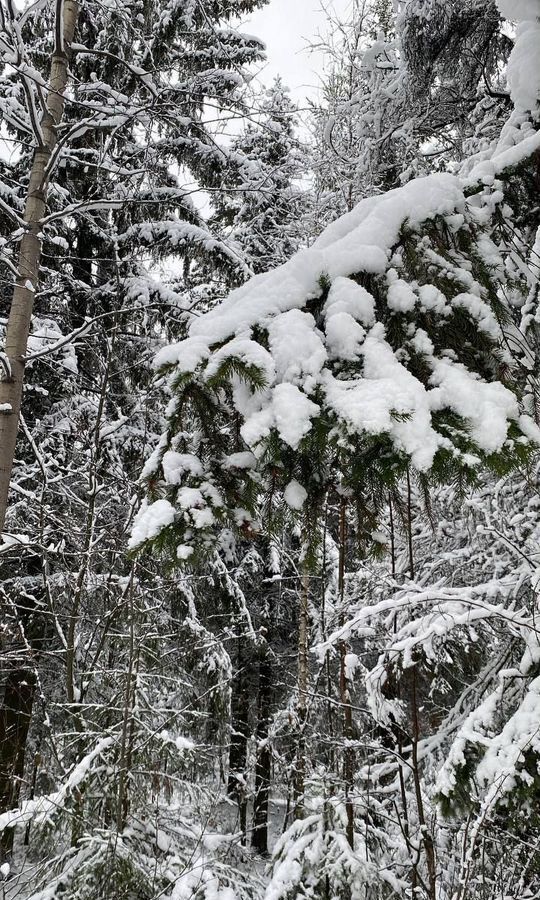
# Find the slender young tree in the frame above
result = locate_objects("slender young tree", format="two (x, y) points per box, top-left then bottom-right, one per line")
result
(0, 0), (79, 534)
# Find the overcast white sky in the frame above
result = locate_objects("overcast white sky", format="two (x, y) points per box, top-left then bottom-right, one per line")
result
(244, 0), (351, 106)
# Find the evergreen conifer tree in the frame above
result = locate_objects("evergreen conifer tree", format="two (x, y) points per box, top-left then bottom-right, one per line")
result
(212, 76), (308, 282)
(134, 1), (540, 896)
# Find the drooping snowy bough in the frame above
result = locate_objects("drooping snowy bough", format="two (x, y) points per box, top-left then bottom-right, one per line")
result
(131, 128), (540, 561)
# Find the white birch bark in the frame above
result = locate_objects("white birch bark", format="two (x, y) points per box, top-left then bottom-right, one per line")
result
(0, 0), (79, 534)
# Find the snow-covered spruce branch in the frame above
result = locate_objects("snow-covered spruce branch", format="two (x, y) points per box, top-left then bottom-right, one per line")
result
(71, 43), (158, 98)
(21, 303), (178, 362)
(0, 735), (114, 832)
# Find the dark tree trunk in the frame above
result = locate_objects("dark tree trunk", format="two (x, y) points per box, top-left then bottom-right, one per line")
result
(252, 641), (272, 854)
(0, 652), (38, 859)
(227, 635), (249, 844)
(293, 570), (309, 818)
(0, 665), (37, 812)
(338, 501), (355, 850)
(0, 555), (47, 857)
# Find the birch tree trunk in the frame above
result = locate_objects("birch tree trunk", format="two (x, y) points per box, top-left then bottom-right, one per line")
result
(0, 0), (79, 535)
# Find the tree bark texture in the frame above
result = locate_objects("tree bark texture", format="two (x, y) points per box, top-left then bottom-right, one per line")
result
(0, 559), (47, 855)
(0, 0), (79, 535)
(293, 570), (309, 817)
(227, 635), (249, 844)
(338, 500), (355, 849)
(252, 637), (273, 853)
(0, 665), (36, 858)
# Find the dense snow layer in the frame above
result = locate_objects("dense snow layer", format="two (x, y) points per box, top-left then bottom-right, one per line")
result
(496, 0), (540, 114)
(129, 498), (176, 549)
(284, 479), (308, 509)
(149, 169), (529, 480)
(507, 20), (540, 113)
(184, 174), (464, 346)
